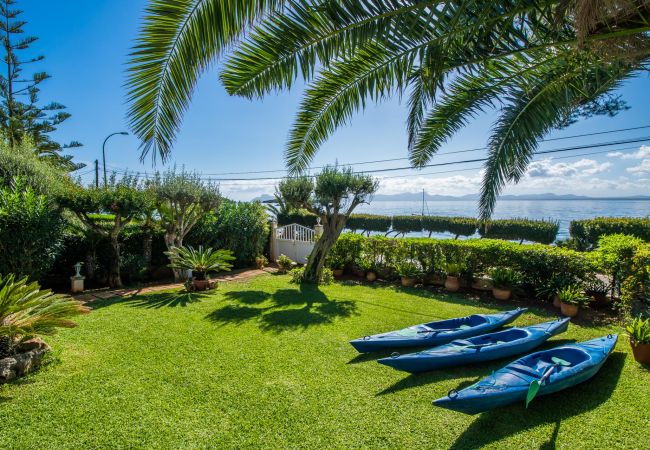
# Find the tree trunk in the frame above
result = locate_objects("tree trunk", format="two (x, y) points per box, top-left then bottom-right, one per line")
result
(108, 233), (122, 288)
(303, 222), (345, 283)
(143, 229), (153, 274)
(85, 248), (96, 281)
(164, 232), (184, 282)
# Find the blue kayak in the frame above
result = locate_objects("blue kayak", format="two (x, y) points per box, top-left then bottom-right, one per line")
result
(378, 317), (570, 373)
(349, 308), (526, 353)
(433, 334), (618, 415)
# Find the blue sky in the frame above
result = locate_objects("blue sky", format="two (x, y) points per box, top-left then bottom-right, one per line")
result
(24, 0), (650, 200)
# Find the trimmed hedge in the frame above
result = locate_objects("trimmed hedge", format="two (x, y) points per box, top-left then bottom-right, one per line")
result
(346, 214), (391, 234)
(277, 211), (318, 227)
(330, 233), (594, 295)
(422, 216), (477, 238)
(570, 217), (650, 250)
(479, 218), (559, 244)
(391, 215), (423, 234)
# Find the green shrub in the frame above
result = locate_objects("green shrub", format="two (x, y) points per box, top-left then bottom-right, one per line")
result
(276, 211), (318, 227)
(346, 214), (391, 234)
(479, 218), (559, 244)
(0, 180), (63, 281)
(422, 216), (477, 238)
(536, 273), (577, 301)
(165, 246), (235, 280)
(443, 261), (466, 277)
(592, 234), (644, 297)
(570, 217), (650, 250)
(277, 254), (294, 273)
(330, 234), (594, 297)
(188, 200), (269, 268)
(395, 261), (420, 278)
(391, 215), (422, 234)
(289, 266), (333, 285)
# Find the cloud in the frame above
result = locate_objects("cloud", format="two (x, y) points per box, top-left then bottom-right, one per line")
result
(526, 158), (611, 178)
(608, 145), (650, 160)
(627, 159), (650, 175)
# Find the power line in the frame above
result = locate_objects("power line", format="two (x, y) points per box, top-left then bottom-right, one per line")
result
(96, 124), (650, 177)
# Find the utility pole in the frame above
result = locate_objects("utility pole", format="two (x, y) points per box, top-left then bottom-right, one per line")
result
(95, 159), (99, 188)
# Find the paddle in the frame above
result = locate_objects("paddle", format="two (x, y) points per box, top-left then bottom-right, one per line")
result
(525, 357), (571, 408)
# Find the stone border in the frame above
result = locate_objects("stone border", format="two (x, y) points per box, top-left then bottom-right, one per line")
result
(0, 338), (51, 384)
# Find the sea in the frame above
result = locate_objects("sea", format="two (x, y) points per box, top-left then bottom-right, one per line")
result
(354, 199), (650, 240)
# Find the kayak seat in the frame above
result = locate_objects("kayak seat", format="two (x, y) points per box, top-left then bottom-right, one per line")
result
(509, 363), (543, 378)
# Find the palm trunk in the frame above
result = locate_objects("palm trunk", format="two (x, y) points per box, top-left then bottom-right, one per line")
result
(143, 229), (153, 274)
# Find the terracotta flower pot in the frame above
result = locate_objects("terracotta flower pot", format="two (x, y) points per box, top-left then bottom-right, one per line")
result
(332, 269), (344, 279)
(192, 279), (211, 291)
(560, 301), (579, 317)
(492, 288), (512, 300)
(401, 277), (416, 287)
(445, 276), (460, 292)
(630, 339), (650, 364)
(553, 294), (561, 308)
(366, 271), (377, 282)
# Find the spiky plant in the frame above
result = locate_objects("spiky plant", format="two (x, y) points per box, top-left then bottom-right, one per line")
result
(127, 1), (650, 218)
(165, 245), (235, 280)
(0, 274), (90, 355)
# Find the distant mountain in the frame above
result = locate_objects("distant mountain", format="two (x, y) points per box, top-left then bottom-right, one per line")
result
(371, 192), (650, 201)
(251, 194), (275, 203)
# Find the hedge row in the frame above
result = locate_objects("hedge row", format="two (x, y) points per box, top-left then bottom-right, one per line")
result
(279, 212), (559, 243)
(328, 233), (595, 295)
(479, 218), (559, 245)
(570, 217), (650, 250)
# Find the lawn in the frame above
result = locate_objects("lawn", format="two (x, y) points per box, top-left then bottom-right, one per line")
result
(1, 274), (648, 449)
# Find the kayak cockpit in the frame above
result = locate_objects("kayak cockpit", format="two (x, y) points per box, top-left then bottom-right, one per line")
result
(425, 314), (488, 331)
(460, 328), (529, 346)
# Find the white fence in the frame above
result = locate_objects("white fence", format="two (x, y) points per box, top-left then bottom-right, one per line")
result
(270, 223), (319, 264)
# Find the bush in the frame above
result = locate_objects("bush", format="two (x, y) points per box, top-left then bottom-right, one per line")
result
(490, 267), (520, 289)
(346, 214), (391, 234)
(277, 254), (294, 273)
(330, 234), (594, 297)
(479, 218), (559, 244)
(0, 180), (63, 281)
(188, 200), (270, 268)
(422, 216), (477, 238)
(289, 266), (333, 285)
(558, 285), (590, 306)
(570, 217), (650, 250)
(276, 211), (318, 227)
(391, 215), (423, 235)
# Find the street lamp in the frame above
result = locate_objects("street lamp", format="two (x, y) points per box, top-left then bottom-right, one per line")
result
(102, 131), (129, 186)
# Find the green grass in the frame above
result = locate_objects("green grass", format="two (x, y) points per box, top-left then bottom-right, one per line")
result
(1, 274), (648, 448)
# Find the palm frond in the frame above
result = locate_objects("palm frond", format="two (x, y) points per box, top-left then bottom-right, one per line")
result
(126, 0), (284, 163)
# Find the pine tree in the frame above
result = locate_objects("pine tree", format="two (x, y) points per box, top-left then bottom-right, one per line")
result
(0, 0), (82, 172)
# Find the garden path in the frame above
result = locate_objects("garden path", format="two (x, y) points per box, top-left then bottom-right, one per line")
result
(72, 267), (278, 303)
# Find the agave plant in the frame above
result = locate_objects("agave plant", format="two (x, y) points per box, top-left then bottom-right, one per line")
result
(0, 274), (90, 355)
(165, 246), (235, 280)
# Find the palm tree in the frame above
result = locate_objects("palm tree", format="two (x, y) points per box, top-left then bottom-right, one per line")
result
(127, 0), (650, 218)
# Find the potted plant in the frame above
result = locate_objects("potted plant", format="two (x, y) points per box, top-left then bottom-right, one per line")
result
(166, 245), (235, 291)
(443, 261), (465, 292)
(327, 254), (345, 278)
(489, 268), (520, 300)
(255, 255), (269, 269)
(276, 254), (294, 274)
(626, 315), (650, 364)
(537, 274), (574, 308)
(557, 285), (589, 318)
(584, 278), (610, 306)
(396, 261), (420, 287)
(359, 256), (379, 282)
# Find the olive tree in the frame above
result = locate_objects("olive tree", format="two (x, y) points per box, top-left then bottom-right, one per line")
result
(148, 169), (221, 281)
(279, 166), (378, 283)
(59, 175), (150, 288)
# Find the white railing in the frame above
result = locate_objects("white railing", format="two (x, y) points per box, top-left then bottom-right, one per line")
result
(277, 223), (315, 242)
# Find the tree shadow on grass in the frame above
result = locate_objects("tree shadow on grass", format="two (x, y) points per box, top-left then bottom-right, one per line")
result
(205, 283), (357, 332)
(90, 290), (211, 309)
(444, 351), (626, 450)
